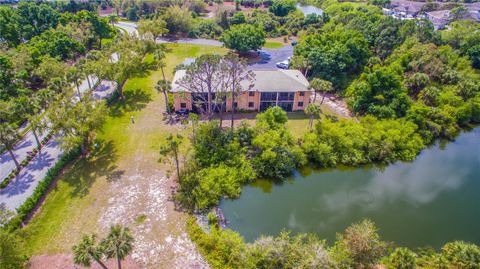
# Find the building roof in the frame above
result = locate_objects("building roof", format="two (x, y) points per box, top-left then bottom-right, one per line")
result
(171, 69), (310, 93)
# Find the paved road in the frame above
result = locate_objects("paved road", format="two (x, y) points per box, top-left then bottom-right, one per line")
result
(0, 130), (49, 180)
(0, 136), (63, 211)
(115, 21), (138, 36)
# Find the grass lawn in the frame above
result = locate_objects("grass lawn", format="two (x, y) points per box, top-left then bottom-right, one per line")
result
(21, 43), (227, 259)
(264, 41), (284, 49)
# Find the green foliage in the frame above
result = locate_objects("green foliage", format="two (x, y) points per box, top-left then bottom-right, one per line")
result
(387, 247), (417, 269)
(269, 0), (297, 16)
(335, 219), (388, 268)
(22, 30), (85, 60)
(162, 6), (193, 34)
(294, 29), (370, 88)
(346, 66), (410, 119)
(442, 241), (480, 269)
(302, 116), (424, 166)
(220, 24), (266, 53)
(0, 230), (26, 269)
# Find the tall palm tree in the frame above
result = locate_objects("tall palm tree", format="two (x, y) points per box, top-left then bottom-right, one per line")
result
(73, 234), (109, 269)
(155, 79), (171, 114)
(153, 49), (167, 81)
(0, 123), (20, 169)
(101, 225), (134, 269)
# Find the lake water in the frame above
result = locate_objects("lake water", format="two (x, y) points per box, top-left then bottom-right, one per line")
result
(296, 4), (324, 16)
(221, 128), (480, 248)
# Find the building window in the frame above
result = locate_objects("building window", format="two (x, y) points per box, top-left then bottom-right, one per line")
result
(278, 92), (294, 101)
(249, 91), (255, 97)
(298, 101), (304, 107)
(299, 92), (305, 96)
(233, 102), (238, 108)
(248, 102), (254, 108)
(180, 103), (187, 108)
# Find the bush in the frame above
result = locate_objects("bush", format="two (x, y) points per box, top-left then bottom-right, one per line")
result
(442, 241), (480, 269)
(388, 247), (417, 269)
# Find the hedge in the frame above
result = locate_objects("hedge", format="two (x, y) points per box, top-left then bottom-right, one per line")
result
(6, 147), (81, 231)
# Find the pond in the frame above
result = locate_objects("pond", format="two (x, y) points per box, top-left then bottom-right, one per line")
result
(221, 128), (480, 248)
(296, 4), (324, 16)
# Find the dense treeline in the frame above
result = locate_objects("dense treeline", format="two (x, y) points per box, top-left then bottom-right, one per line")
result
(189, 218), (480, 269)
(0, 1), (115, 126)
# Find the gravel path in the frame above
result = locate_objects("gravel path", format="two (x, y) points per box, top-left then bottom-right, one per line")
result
(0, 136), (63, 211)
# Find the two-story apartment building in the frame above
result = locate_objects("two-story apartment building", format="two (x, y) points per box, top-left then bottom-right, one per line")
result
(171, 69), (312, 113)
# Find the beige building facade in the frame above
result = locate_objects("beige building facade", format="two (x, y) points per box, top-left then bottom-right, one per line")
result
(171, 69), (312, 113)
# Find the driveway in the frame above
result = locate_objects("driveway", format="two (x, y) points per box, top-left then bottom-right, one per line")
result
(0, 136), (63, 211)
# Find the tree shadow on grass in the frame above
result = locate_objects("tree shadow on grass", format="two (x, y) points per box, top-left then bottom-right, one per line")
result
(62, 139), (124, 198)
(109, 88), (153, 118)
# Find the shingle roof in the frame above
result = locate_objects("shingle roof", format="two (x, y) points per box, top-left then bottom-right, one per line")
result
(171, 69), (310, 93)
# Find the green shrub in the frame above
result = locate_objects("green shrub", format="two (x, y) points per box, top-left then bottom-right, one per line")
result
(388, 247), (417, 269)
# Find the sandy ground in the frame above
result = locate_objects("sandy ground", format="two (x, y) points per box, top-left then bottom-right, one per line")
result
(28, 88), (208, 268)
(29, 254), (139, 269)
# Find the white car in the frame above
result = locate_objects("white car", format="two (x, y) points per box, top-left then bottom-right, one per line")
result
(276, 59), (290, 69)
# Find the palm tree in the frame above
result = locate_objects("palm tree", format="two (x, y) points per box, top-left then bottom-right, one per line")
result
(159, 134), (183, 182)
(73, 234), (109, 269)
(67, 67), (84, 101)
(304, 103), (321, 130)
(309, 78), (333, 104)
(0, 123), (20, 169)
(153, 49), (167, 81)
(108, 14), (119, 27)
(155, 80), (171, 114)
(101, 225), (134, 269)
(27, 114), (45, 151)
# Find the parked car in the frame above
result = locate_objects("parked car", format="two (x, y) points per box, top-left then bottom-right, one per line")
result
(291, 40), (298, 46)
(276, 57), (291, 69)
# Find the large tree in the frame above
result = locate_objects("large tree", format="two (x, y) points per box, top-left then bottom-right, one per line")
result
(101, 225), (135, 269)
(268, 0), (296, 16)
(220, 54), (254, 128)
(137, 18), (168, 41)
(103, 36), (158, 99)
(220, 24), (265, 54)
(177, 54), (223, 118)
(48, 93), (106, 155)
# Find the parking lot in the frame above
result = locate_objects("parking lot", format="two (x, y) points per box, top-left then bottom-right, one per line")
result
(248, 45), (294, 70)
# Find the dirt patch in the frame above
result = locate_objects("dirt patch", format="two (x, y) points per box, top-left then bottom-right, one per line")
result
(29, 254), (140, 269)
(315, 93), (353, 119)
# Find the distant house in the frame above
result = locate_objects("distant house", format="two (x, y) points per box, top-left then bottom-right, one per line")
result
(171, 69), (312, 113)
(426, 10), (451, 30)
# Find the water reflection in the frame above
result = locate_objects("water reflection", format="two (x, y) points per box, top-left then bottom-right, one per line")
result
(222, 129), (480, 247)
